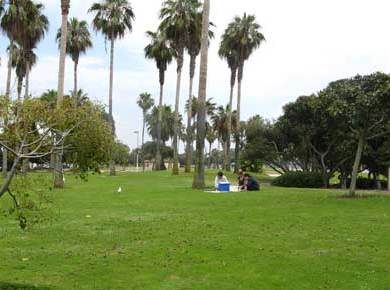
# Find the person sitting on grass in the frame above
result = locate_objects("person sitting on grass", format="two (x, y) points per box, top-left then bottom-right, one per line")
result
(244, 173), (260, 191)
(238, 169), (246, 190)
(215, 171), (229, 189)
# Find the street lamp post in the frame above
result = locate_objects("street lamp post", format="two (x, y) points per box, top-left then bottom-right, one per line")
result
(134, 131), (140, 172)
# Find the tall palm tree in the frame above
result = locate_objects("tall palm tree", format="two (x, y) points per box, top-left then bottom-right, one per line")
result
(219, 32), (239, 171)
(146, 105), (176, 146)
(89, 0), (135, 176)
(1, 0), (32, 98)
(53, 0), (70, 189)
(144, 30), (174, 170)
(56, 18), (92, 99)
(225, 13), (265, 172)
(20, 1), (48, 99)
(10, 43), (37, 101)
(137, 92), (155, 172)
(192, 0), (210, 188)
(159, 0), (200, 175)
(184, 10), (214, 173)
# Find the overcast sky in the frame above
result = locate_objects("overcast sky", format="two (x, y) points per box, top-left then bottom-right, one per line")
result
(1, 0), (390, 150)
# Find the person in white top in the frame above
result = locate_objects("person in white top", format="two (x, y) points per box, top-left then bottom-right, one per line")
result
(215, 171), (229, 189)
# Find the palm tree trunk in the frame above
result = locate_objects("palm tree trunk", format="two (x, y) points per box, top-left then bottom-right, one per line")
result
(226, 68), (237, 172)
(3, 40), (13, 178)
(54, 0), (69, 189)
(24, 64), (30, 99)
(349, 133), (365, 196)
(109, 38), (116, 176)
(208, 141), (212, 169)
(172, 49), (184, 176)
(155, 72), (164, 170)
(234, 63), (244, 174)
(185, 55), (197, 173)
(141, 113), (146, 172)
(73, 59), (78, 103)
(5, 39), (13, 98)
(17, 77), (23, 102)
(193, 0), (210, 189)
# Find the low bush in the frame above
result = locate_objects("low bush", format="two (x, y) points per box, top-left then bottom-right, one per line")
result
(272, 171), (323, 188)
(344, 177), (388, 190)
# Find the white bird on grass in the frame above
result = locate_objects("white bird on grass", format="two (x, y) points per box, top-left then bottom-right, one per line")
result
(117, 187), (122, 193)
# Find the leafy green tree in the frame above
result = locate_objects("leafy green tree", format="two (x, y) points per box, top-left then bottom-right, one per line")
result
(145, 30), (174, 170)
(89, 0), (135, 176)
(56, 18), (92, 98)
(325, 72), (390, 195)
(159, 0), (200, 175)
(137, 92), (155, 172)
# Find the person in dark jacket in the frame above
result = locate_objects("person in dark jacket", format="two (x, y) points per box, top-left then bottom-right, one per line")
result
(244, 174), (260, 191)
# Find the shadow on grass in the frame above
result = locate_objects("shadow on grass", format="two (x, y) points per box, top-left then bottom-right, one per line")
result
(0, 282), (51, 290)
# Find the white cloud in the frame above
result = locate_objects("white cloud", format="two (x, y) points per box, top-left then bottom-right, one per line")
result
(1, 0), (390, 149)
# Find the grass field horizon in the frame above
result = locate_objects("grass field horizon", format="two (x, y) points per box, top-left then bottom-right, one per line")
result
(1, 171), (390, 290)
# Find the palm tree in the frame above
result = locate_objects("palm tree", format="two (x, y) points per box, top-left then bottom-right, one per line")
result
(137, 92), (155, 172)
(20, 1), (48, 99)
(89, 0), (134, 129)
(205, 121), (216, 168)
(53, 0), (70, 189)
(184, 10), (214, 173)
(159, 0), (200, 175)
(224, 13), (265, 173)
(1, 0), (32, 98)
(146, 105), (175, 146)
(144, 30), (174, 170)
(219, 31), (239, 171)
(89, 0), (135, 176)
(10, 43), (37, 101)
(192, 0), (210, 188)
(56, 18), (92, 99)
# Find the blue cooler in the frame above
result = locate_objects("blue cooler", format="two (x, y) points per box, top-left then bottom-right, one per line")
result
(218, 182), (230, 192)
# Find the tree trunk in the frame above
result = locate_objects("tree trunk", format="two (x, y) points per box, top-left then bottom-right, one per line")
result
(208, 141), (212, 169)
(388, 166), (390, 192)
(349, 134), (365, 196)
(0, 156), (21, 200)
(234, 63), (244, 173)
(17, 77), (23, 102)
(223, 140), (228, 171)
(73, 58), (78, 103)
(24, 64), (30, 99)
(185, 55), (197, 173)
(225, 68), (236, 172)
(57, 10), (68, 106)
(5, 39), (13, 98)
(141, 113), (146, 172)
(109, 39), (116, 176)
(54, 2), (69, 189)
(2, 145), (7, 178)
(155, 74), (164, 170)
(172, 49), (184, 176)
(193, 0), (210, 189)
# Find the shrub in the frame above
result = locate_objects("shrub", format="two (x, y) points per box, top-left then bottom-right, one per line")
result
(272, 171), (323, 188)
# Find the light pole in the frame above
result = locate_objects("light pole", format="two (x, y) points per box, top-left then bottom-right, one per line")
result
(134, 131), (140, 172)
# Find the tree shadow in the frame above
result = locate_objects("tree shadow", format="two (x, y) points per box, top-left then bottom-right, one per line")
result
(0, 282), (52, 290)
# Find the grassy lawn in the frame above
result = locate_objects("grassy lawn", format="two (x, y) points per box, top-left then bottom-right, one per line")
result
(1, 171), (390, 290)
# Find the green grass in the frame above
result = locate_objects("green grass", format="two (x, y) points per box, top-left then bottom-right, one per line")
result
(1, 171), (390, 290)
